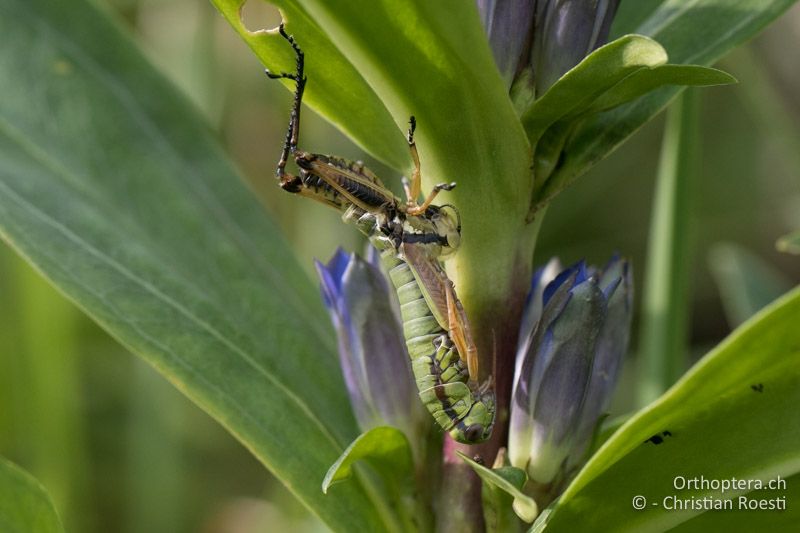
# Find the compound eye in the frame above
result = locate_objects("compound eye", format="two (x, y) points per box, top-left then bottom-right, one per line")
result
(447, 232), (461, 249)
(464, 424), (484, 443)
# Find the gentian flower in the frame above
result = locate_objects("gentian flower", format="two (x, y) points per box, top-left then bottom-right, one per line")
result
(509, 256), (632, 487)
(315, 248), (426, 442)
(477, 0), (621, 94)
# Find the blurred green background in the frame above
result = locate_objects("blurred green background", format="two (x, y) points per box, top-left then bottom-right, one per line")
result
(1, 1), (798, 531)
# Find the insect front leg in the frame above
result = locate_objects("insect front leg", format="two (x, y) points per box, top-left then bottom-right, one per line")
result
(266, 24), (307, 191)
(403, 116), (457, 216)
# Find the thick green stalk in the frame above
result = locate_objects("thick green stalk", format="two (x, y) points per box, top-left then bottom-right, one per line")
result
(439, 212), (545, 532)
(637, 91), (699, 406)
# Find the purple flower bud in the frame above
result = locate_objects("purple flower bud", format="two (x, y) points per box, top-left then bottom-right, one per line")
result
(476, 0), (620, 93)
(315, 249), (425, 439)
(509, 256), (632, 486)
(476, 0), (537, 86)
(532, 0), (621, 93)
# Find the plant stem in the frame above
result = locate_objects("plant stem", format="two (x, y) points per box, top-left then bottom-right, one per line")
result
(438, 211), (545, 530)
(637, 90), (699, 406)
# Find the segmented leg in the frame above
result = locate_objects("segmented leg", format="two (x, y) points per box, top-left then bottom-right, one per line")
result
(405, 116), (422, 203)
(266, 24), (307, 185)
(403, 116), (458, 216)
(444, 278), (479, 381)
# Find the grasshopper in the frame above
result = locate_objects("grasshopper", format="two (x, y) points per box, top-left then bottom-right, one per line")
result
(266, 25), (494, 443)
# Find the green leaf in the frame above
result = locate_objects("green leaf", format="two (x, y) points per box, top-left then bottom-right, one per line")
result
(776, 230), (800, 255)
(269, 0), (537, 369)
(585, 65), (736, 114)
(0, 0), (388, 530)
(522, 36), (733, 190)
(521, 34), (669, 146)
(322, 426), (413, 494)
(458, 452), (538, 524)
(323, 427), (421, 533)
(542, 0), (800, 203)
(537, 286), (800, 531)
(0, 457), (64, 533)
(209, 0), (410, 171)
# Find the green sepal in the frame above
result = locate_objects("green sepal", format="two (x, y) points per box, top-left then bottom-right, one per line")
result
(521, 34), (668, 146)
(522, 35), (735, 197)
(322, 426), (414, 494)
(586, 64), (736, 114)
(457, 452), (538, 524)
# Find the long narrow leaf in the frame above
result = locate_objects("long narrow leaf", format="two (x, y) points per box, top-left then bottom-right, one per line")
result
(0, 0), (386, 529)
(637, 91), (698, 406)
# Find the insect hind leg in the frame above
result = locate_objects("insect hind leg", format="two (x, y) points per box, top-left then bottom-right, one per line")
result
(266, 24), (307, 185)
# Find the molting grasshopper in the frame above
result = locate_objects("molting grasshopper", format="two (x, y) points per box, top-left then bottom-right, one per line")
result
(266, 25), (495, 444)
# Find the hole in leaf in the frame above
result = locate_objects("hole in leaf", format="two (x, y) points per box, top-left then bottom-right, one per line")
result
(239, 0), (282, 34)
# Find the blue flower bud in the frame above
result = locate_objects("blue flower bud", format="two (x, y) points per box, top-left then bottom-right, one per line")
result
(509, 256), (632, 485)
(315, 248), (425, 440)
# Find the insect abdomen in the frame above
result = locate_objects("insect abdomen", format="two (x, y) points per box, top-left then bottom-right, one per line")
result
(381, 251), (472, 417)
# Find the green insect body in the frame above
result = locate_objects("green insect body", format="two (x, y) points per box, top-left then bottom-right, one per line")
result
(347, 209), (495, 443)
(267, 24), (495, 443)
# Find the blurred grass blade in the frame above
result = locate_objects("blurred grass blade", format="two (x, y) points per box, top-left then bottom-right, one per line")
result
(125, 360), (186, 533)
(708, 242), (793, 327)
(777, 230), (800, 255)
(546, 0), (800, 199)
(210, 0), (410, 171)
(0, 457), (65, 533)
(535, 285), (800, 531)
(0, 0), (389, 529)
(13, 256), (91, 533)
(637, 91), (698, 407)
